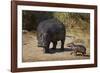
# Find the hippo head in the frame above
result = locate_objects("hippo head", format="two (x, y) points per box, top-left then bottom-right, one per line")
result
(67, 43), (75, 47)
(37, 32), (49, 47)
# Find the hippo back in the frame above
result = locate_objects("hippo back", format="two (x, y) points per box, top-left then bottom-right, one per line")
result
(37, 18), (66, 47)
(37, 19), (66, 41)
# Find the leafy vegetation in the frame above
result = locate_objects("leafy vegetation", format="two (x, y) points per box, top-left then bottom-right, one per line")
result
(22, 11), (90, 48)
(22, 11), (90, 33)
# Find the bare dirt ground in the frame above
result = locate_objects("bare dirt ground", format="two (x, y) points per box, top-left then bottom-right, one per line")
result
(22, 31), (90, 62)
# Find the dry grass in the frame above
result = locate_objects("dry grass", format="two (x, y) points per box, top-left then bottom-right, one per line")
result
(22, 31), (90, 62)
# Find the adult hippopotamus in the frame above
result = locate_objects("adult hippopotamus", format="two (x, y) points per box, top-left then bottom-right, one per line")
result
(37, 18), (66, 53)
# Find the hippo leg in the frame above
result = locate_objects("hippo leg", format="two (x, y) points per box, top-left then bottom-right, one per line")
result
(82, 52), (85, 56)
(70, 51), (74, 55)
(74, 51), (77, 56)
(44, 42), (50, 53)
(60, 40), (65, 51)
(52, 41), (57, 50)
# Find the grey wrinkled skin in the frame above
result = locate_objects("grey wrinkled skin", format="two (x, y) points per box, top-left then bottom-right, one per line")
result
(68, 43), (86, 56)
(37, 18), (66, 53)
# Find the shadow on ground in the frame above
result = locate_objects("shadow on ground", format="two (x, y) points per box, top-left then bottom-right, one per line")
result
(46, 48), (90, 57)
(46, 48), (73, 54)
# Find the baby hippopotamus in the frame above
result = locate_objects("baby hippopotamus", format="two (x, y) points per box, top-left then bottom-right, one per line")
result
(67, 43), (86, 56)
